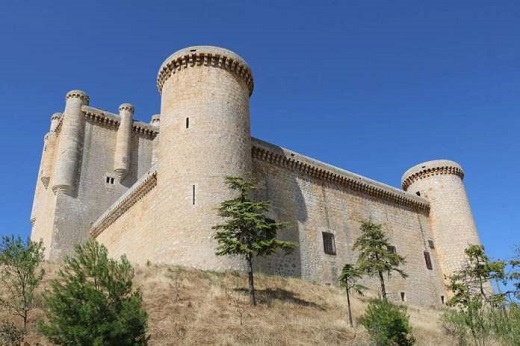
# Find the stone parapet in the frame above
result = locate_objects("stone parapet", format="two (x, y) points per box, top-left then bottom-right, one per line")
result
(54, 106), (158, 139)
(252, 138), (430, 211)
(402, 160), (464, 191)
(91, 168), (158, 238)
(157, 46), (254, 96)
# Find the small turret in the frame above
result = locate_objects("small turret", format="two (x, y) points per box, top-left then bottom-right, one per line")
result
(150, 114), (160, 166)
(114, 103), (134, 180)
(52, 90), (89, 195)
(40, 113), (62, 187)
(402, 160), (482, 280)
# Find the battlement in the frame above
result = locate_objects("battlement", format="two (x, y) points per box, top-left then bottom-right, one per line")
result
(401, 160), (464, 191)
(66, 90), (90, 103)
(157, 45), (254, 95)
(54, 106), (158, 139)
(252, 138), (430, 211)
(118, 103), (135, 113)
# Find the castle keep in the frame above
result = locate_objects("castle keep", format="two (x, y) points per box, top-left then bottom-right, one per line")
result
(30, 46), (483, 306)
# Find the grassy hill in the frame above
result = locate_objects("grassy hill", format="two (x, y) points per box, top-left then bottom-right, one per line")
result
(3, 263), (454, 345)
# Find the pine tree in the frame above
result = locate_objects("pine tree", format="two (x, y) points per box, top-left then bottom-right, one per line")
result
(38, 239), (148, 346)
(213, 176), (296, 306)
(338, 263), (366, 327)
(0, 235), (45, 333)
(353, 221), (407, 299)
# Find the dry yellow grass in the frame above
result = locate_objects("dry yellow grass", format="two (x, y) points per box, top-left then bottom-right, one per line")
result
(1, 263), (455, 345)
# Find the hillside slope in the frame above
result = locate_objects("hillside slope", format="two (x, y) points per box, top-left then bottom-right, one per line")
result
(4, 264), (453, 345)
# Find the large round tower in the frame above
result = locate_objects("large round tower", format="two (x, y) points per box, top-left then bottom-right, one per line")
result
(402, 160), (482, 279)
(154, 46), (254, 270)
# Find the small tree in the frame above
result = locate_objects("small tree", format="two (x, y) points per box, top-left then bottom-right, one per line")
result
(353, 221), (407, 299)
(0, 235), (45, 333)
(38, 239), (148, 345)
(338, 263), (366, 327)
(360, 299), (415, 346)
(443, 244), (508, 346)
(213, 176), (296, 306)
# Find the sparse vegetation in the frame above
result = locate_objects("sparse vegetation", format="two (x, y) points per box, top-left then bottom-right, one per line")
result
(360, 298), (415, 346)
(0, 235), (45, 336)
(38, 240), (148, 345)
(213, 175), (296, 306)
(353, 221), (407, 299)
(442, 244), (520, 346)
(338, 263), (366, 327)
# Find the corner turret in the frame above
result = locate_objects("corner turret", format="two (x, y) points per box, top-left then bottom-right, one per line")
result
(52, 90), (89, 195)
(402, 160), (482, 280)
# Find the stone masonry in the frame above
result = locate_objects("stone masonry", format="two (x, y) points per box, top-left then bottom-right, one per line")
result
(30, 45), (484, 307)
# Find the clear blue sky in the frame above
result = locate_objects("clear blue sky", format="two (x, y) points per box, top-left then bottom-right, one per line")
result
(0, 1), (518, 263)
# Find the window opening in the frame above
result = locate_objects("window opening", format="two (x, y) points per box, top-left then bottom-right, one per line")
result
(387, 245), (396, 254)
(322, 232), (336, 255)
(424, 251), (433, 270)
(428, 240), (435, 249)
(400, 292), (406, 302)
(192, 185), (196, 205)
(105, 175), (115, 185)
(441, 295), (445, 304)
(186, 117), (189, 128)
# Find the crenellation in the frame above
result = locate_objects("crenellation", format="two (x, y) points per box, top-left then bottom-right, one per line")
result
(30, 46), (483, 307)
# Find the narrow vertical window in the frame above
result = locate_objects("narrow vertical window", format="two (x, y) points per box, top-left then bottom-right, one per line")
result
(186, 117), (189, 129)
(441, 295), (445, 304)
(400, 292), (406, 302)
(424, 251), (433, 270)
(192, 185), (196, 205)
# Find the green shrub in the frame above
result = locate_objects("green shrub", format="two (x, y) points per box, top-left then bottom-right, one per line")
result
(360, 299), (415, 346)
(38, 240), (148, 346)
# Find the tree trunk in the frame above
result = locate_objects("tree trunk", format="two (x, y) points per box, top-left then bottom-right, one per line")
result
(346, 287), (353, 327)
(246, 254), (256, 306)
(378, 271), (387, 300)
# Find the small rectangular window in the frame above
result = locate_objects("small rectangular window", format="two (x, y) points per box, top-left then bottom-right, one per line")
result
(322, 232), (336, 255)
(387, 245), (396, 254)
(428, 240), (435, 249)
(186, 117), (190, 129)
(105, 175), (115, 185)
(441, 295), (445, 304)
(424, 251), (433, 270)
(192, 185), (196, 205)
(400, 292), (406, 302)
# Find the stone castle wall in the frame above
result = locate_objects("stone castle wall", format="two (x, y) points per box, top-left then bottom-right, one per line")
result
(31, 105), (156, 260)
(31, 45), (482, 308)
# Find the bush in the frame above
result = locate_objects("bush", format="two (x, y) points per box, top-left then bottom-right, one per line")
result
(360, 299), (415, 346)
(0, 321), (24, 346)
(38, 240), (148, 346)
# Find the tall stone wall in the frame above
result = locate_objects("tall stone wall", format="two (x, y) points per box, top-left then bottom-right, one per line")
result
(251, 139), (447, 306)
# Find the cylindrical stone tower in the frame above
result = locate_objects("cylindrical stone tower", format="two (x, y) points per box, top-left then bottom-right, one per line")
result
(52, 90), (89, 195)
(114, 103), (134, 180)
(155, 45), (254, 269)
(40, 112), (62, 187)
(401, 160), (482, 280)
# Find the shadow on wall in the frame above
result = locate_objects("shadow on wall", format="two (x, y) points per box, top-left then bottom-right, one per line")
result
(121, 133), (143, 188)
(252, 139), (308, 278)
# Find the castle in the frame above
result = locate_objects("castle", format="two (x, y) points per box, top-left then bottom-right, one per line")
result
(30, 46), (483, 307)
